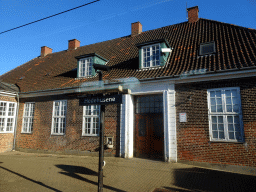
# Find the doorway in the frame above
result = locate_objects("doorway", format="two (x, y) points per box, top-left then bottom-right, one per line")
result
(134, 94), (164, 160)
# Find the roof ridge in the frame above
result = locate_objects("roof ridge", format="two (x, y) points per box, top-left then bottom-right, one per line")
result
(200, 18), (256, 31)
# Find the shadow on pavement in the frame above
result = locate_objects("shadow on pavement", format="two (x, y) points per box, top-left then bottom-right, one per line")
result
(0, 166), (61, 192)
(56, 164), (126, 192)
(172, 167), (256, 192)
(56, 165), (98, 176)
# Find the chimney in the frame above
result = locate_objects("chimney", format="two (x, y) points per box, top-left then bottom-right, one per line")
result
(131, 22), (142, 36)
(187, 6), (199, 23)
(41, 46), (52, 57)
(68, 39), (80, 50)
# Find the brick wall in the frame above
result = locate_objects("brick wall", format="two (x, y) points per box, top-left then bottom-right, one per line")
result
(176, 77), (256, 167)
(15, 95), (120, 156)
(0, 95), (17, 153)
(0, 95), (16, 102)
(0, 133), (14, 153)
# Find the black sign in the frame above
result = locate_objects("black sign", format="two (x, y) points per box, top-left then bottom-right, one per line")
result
(80, 94), (123, 105)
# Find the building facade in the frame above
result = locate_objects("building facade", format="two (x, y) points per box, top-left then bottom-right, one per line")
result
(0, 6), (256, 175)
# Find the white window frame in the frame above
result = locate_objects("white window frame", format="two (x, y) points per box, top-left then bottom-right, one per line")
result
(78, 57), (93, 78)
(22, 102), (35, 133)
(0, 101), (16, 133)
(82, 105), (100, 136)
(207, 87), (244, 142)
(141, 43), (161, 68)
(51, 100), (67, 135)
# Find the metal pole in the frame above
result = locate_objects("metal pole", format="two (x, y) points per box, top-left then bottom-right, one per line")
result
(98, 71), (104, 192)
(98, 104), (105, 192)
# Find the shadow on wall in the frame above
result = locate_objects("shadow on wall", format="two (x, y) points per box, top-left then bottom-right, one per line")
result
(169, 167), (256, 192)
(55, 164), (126, 192)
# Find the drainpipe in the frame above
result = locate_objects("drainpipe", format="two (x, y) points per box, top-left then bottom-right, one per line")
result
(12, 92), (19, 151)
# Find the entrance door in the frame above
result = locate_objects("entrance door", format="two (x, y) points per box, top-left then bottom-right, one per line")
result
(134, 95), (164, 159)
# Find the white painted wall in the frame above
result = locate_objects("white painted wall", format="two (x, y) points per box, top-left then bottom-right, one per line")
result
(120, 94), (134, 158)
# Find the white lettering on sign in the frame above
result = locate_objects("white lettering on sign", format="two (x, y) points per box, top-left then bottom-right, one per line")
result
(83, 97), (116, 104)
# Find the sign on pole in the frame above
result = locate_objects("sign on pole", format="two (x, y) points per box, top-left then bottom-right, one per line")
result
(79, 94), (122, 105)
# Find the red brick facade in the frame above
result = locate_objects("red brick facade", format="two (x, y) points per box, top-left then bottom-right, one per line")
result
(176, 77), (256, 167)
(0, 133), (14, 153)
(15, 95), (120, 156)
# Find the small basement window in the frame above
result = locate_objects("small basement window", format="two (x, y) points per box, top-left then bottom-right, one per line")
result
(199, 41), (216, 56)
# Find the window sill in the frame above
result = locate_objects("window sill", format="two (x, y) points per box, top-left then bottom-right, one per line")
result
(51, 133), (65, 136)
(209, 140), (244, 144)
(21, 132), (33, 134)
(82, 134), (99, 137)
(0, 132), (14, 134)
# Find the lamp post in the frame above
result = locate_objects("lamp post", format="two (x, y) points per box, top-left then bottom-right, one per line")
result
(93, 63), (110, 192)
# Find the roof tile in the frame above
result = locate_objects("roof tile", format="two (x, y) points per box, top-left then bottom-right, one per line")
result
(0, 19), (255, 93)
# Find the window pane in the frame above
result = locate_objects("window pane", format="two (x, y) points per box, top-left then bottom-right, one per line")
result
(219, 132), (225, 139)
(226, 97), (231, 105)
(217, 105), (223, 112)
(212, 131), (218, 138)
(216, 91), (221, 97)
(234, 116), (240, 124)
(216, 98), (222, 105)
(235, 132), (241, 140)
(55, 102), (60, 116)
(0, 118), (5, 132)
(229, 132), (235, 139)
(218, 123), (224, 131)
(227, 116), (233, 123)
(210, 98), (216, 106)
(8, 103), (15, 116)
(212, 116), (217, 123)
(226, 105), (232, 112)
(228, 124), (234, 131)
(231, 90), (237, 97)
(218, 116), (223, 123)
(6, 118), (14, 131)
(54, 118), (59, 133)
(210, 91), (215, 98)
(0, 102), (6, 116)
(225, 90), (231, 97)
(233, 104), (239, 113)
(212, 123), (217, 130)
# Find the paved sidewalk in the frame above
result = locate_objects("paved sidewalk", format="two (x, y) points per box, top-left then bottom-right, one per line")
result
(0, 151), (256, 192)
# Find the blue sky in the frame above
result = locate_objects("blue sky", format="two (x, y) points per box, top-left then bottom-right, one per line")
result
(0, 0), (255, 76)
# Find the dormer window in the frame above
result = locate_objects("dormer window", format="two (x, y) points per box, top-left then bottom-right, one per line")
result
(76, 53), (108, 78)
(142, 44), (160, 68)
(79, 57), (93, 77)
(137, 39), (171, 69)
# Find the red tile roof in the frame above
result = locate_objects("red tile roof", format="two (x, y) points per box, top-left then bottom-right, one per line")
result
(0, 19), (256, 93)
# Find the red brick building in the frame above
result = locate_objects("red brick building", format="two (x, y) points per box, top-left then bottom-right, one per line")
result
(0, 6), (256, 175)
